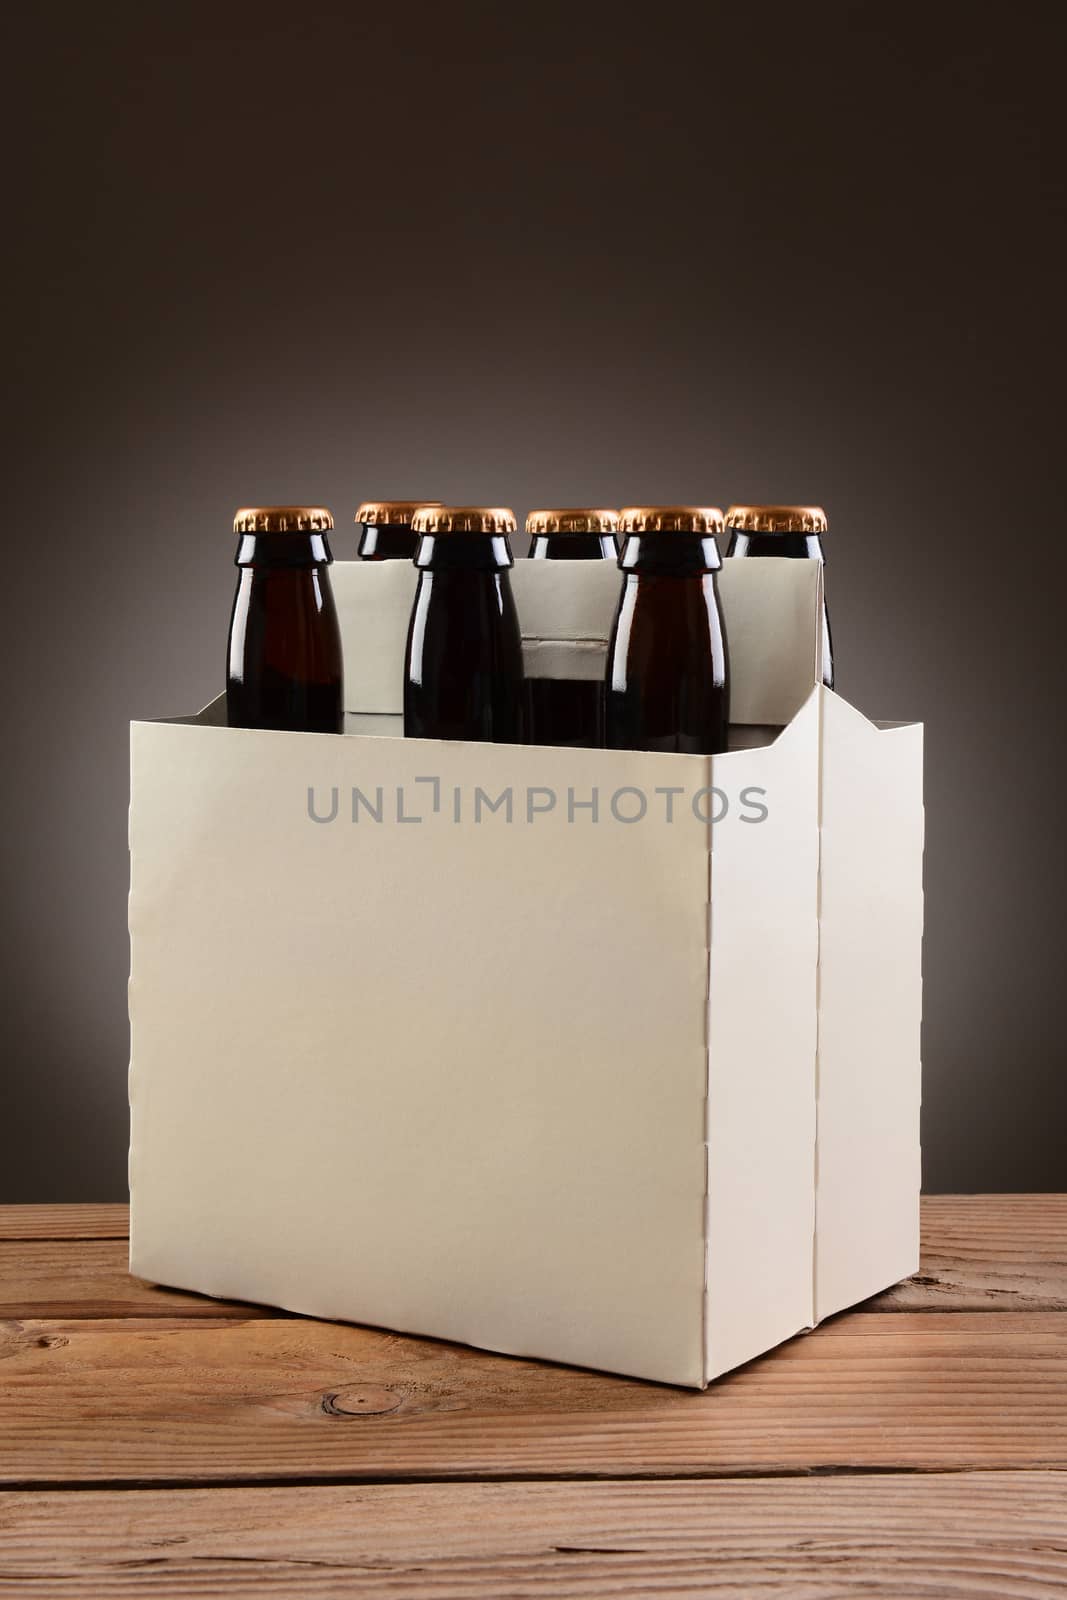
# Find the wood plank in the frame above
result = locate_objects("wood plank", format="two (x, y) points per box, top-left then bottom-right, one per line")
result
(0, 1205), (129, 1241)
(1, 1474), (1065, 1597)
(2, 1196), (1063, 1321)
(0, 1241), (276, 1321)
(1, 1311), (1065, 1484)
(867, 1194), (1067, 1313)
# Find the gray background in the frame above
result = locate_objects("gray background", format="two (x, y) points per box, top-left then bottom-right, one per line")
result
(4, 3), (1065, 1199)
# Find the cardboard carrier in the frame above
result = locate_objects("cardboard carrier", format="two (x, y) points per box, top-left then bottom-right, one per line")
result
(128, 559), (923, 1388)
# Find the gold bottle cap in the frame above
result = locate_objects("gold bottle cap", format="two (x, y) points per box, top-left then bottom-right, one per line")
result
(412, 505), (517, 535)
(725, 505), (828, 533)
(618, 506), (723, 534)
(526, 508), (620, 536)
(355, 500), (442, 527)
(234, 506), (333, 533)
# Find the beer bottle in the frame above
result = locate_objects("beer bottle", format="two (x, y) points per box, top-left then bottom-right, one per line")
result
(525, 508), (619, 748)
(226, 506), (344, 734)
(527, 507), (618, 562)
(605, 507), (729, 756)
(724, 505), (834, 688)
(355, 500), (441, 561)
(404, 506), (525, 743)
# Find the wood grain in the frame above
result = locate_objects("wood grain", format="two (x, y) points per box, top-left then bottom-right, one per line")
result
(0, 1204), (129, 1240)
(870, 1194), (1067, 1312)
(2, 1474), (1065, 1597)
(2, 1310), (1065, 1484)
(2, 1197), (1063, 1323)
(0, 1241), (275, 1321)
(2, 1199), (1066, 1594)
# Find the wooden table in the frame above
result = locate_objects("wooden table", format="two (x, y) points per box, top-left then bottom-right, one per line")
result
(0, 1196), (1064, 1596)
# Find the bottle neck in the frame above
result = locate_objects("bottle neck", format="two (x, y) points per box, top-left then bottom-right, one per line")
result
(726, 530), (826, 561)
(618, 532), (722, 575)
(358, 522), (419, 560)
(415, 532), (514, 571)
(530, 532), (617, 560)
(235, 531), (334, 568)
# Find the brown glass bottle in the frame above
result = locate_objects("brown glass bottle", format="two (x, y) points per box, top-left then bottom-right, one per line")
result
(226, 506), (343, 734)
(527, 507), (618, 563)
(725, 505), (834, 688)
(525, 507), (619, 748)
(605, 507), (729, 755)
(404, 506), (525, 743)
(355, 499), (441, 561)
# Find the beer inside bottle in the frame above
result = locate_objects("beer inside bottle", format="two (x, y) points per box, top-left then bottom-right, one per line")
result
(605, 507), (730, 756)
(404, 506), (525, 744)
(355, 500), (441, 561)
(525, 507), (619, 748)
(725, 505), (834, 688)
(226, 506), (344, 734)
